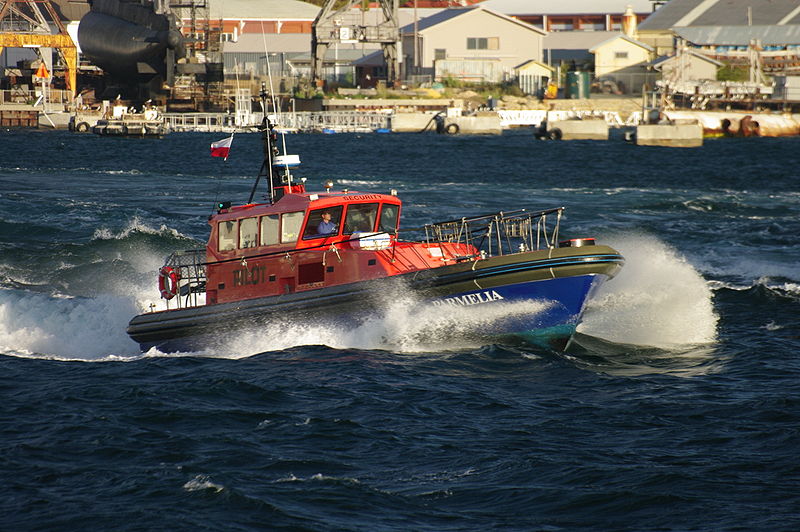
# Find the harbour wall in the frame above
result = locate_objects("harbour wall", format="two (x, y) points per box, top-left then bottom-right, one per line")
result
(4, 97), (643, 132)
(635, 123), (704, 148)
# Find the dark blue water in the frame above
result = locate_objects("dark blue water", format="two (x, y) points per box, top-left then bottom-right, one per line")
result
(1, 129), (799, 530)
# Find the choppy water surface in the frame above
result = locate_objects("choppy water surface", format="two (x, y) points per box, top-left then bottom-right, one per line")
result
(1, 129), (799, 530)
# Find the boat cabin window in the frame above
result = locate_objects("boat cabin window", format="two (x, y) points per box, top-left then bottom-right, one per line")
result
(239, 217), (258, 249)
(260, 211), (303, 246)
(303, 206), (343, 239)
(260, 214), (279, 246)
(282, 211), (304, 243)
(343, 203), (379, 234)
(218, 220), (237, 251)
(379, 204), (399, 233)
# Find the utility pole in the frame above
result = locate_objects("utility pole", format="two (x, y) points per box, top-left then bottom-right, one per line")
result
(413, 0), (418, 78)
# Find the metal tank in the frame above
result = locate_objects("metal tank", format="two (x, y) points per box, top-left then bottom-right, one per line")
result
(566, 71), (590, 99)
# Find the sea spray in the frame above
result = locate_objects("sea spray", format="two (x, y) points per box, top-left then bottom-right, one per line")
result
(578, 233), (718, 347)
(220, 292), (552, 356)
(0, 288), (141, 359)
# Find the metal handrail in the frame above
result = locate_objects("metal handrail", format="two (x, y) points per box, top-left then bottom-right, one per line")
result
(420, 207), (564, 256)
(163, 249), (207, 308)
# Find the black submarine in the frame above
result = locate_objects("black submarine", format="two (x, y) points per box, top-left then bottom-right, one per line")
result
(77, 0), (221, 104)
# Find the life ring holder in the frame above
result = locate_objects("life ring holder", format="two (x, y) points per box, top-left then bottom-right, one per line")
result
(158, 266), (179, 300)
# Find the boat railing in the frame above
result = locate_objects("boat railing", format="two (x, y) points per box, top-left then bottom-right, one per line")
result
(421, 207), (564, 257)
(162, 249), (207, 309)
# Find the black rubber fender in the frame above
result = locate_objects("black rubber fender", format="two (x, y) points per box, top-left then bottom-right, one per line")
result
(445, 123), (460, 135)
(548, 128), (562, 140)
(76, 122), (90, 132)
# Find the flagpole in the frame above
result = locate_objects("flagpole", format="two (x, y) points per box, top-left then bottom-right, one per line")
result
(224, 131), (234, 162)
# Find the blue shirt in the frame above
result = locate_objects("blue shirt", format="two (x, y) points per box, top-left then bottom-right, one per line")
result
(317, 220), (337, 234)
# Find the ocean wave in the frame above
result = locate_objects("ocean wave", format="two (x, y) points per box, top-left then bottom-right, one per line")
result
(566, 333), (723, 378)
(91, 216), (188, 241)
(708, 277), (800, 294)
(773, 280), (800, 296)
(693, 244), (799, 282)
(104, 169), (143, 176)
(0, 288), (141, 360)
(183, 474), (224, 493)
(338, 179), (387, 187)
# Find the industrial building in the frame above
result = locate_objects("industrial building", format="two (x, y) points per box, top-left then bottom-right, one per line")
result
(481, 0), (658, 32)
(637, 0), (800, 61)
(398, 6), (546, 83)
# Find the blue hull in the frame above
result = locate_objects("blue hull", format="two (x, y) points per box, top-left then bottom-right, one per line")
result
(429, 274), (607, 349)
(137, 274), (608, 353)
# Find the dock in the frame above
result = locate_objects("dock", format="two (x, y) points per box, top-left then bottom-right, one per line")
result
(162, 111), (391, 133)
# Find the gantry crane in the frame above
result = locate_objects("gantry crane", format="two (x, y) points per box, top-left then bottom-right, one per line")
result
(311, 0), (399, 85)
(0, 0), (77, 97)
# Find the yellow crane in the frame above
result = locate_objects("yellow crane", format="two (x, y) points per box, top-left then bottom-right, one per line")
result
(0, 0), (77, 97)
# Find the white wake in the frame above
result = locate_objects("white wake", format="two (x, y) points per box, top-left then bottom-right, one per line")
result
(1, 233), (718, 360)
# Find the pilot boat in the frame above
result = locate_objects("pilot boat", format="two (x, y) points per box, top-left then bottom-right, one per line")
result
(127, 93), (624, 353)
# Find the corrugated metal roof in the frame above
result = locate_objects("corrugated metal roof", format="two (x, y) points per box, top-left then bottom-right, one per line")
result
(400, 6), (545, 35)
(543, 31), (620, 50)
(352, 49), (384, 67)
(514, 59), (555, 71)
(400, 6), (475, 32)
(675, 24), (800, 46)
(223, 33), (312, 53)
(650, 50), (724, 68)
(481, 0), (656, 16)
(51, 0), (90, 22)
(208, 0), (320, 20)
(639, 0), (800, 31)
(225, 33), (384, 55)
(588, 34), (654, 52)
(347, 8), (445, 27)
(690, 0), (798, 26)
(638, 0), (699, 31)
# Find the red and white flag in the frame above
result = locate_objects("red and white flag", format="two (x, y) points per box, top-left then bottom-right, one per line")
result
(210, 134), (234, 160)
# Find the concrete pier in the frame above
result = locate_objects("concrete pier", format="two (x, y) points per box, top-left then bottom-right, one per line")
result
(446, 114), (503, 135)
(390, 113), (435, 133)
(546, 119), (608, 140)
(391, 112), (502, 134)
(635, 123), (703, 147)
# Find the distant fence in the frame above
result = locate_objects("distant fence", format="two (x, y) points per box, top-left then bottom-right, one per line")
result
(0, 88), (72, 111)
(163, 110), (391, 133)
(498, 109), (642, 128)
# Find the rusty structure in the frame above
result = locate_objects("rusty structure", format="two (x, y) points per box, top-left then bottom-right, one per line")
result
(75, 0), (223, 109)
(0, 0), (77, 97)
(168, 0), (225, 110)
(312, 0), (399, 84)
